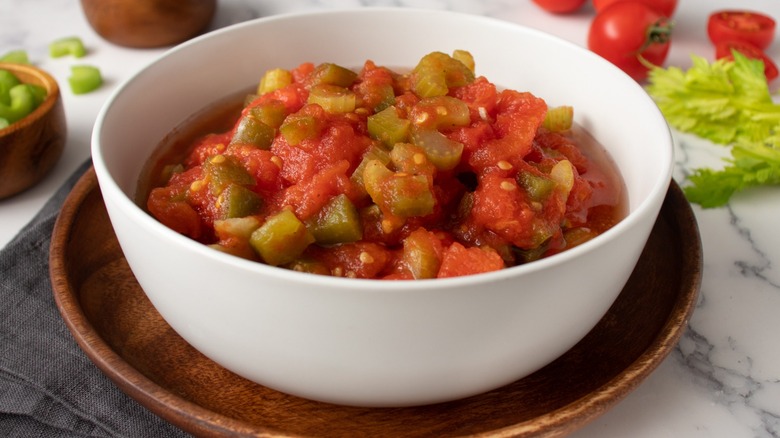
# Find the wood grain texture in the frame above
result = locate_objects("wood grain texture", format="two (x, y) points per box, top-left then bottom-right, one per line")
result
(79, 0), (217, 48)
(0, 62), (66, 199)
(50, 168), (702, 437)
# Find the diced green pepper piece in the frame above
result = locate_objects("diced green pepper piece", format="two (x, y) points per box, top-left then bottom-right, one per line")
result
(307, 194), (363, 245)
(230, 114), (275, 149)
(367, 105), (410, 147)
(50, 36), (87, 58)
(279, 112), (322, 146)
(308, 84), (356, 113)
(258, 68), (293, 94)
(203, 154), (255, 194)
(217, 184), (264, 219)
(250, 209), (315, 266)
(68, 65), (102, 94)
(309, 63), (358, 87)
(517, 171), (556, 202)
(1, 50), (29, 64)
(386, 174), (435, 218)
(402, 229), (441, 279)
(409, 126), (463, 171)
(0, 83), (35, 123)
(0, 69), (21, 106)
(542, 106), (573, 132)
(410, 51), (475, 98)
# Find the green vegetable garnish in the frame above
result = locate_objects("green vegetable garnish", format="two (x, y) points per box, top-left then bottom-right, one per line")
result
(1, 50), (30, 64)
(68, 65), (102, 94)
(646, 51), (780, 207)
(49, 36), (87, 58)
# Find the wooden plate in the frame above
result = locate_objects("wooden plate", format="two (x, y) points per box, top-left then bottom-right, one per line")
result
(50, 168), (702, 437)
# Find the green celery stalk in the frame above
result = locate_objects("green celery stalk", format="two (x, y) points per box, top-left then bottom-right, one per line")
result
(68, 65), (102, 94)
(1, 50), (30, 64)
(50, 36), (87, 58)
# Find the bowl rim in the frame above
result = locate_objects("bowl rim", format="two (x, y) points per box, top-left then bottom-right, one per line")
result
(91, 7), (675, 292)
(0, 61), (61, 136)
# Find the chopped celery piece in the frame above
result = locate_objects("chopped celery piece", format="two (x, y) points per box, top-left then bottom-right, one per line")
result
(0, 69), (21, 105)
(68, 65), (102, 94)
(402, 229), (441, 279)
(49, 36), (86, 58)
(250, 209), (315, 266)
(307, 194), (363, 245)
(202, 154), (255, 194)
(362, 159), (394, 206)
(258, 68), (293, 94)
(214, 216), (262, 240)
(370, 83), (397, 113)
(0, 118), (8, 129)
(367, 106), (410, 147)
(1, 50), (29, 64)
(410, 51), (475, 98)
(412, 96), (470, 129)
(386, 173), (435, 217)
(351, 145), (391, 196)
(452, 50), (475, 74)
(309, 63), (358, 87)
(409, 126), (463, 171)
(517, 171), (555, 202)
(280, 112), (322, 145)
(230, 114), (275, 149)
(390, 142), (434, 175)
(217, 184), (264, 219)
(542, 106), (573, 132)
(26, 84), (47, 106)
(0, 83), (35, 123)
(249, 100), (287, 128)
(550, 159), (574, 196)
(308, 84), (356, 113)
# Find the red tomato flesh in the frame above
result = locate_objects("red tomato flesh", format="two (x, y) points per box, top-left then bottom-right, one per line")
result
(708, 10), (776, 50)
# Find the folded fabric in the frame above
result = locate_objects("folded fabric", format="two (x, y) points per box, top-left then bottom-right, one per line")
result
(0, 159), (190, 438)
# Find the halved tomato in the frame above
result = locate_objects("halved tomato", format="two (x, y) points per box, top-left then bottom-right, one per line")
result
(708, 10), (776, 50)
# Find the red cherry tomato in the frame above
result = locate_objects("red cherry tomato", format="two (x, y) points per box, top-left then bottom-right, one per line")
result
(593, 0), (678, 18)
(531, 0), (587, 14)
(587, 2), (672, 81)
(708, 10), (776, 50)
(715, 40), (778, 81)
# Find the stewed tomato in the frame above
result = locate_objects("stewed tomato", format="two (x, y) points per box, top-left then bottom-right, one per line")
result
(707, 10), (776, 50)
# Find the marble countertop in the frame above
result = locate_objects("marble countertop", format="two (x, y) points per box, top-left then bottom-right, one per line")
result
(2, 0), (779, 436)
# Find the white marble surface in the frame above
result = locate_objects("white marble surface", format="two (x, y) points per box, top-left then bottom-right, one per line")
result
(1, 0), (779, 436)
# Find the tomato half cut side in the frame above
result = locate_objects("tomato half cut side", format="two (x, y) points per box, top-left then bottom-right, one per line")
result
(715, 40), (778, 81)
(707, 10), (776, 50)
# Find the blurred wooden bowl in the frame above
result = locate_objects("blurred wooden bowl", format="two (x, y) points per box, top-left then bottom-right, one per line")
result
(80, 0), (217, 48)
(0, 62), (66, 199)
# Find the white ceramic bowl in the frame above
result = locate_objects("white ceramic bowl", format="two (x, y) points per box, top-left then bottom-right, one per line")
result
(92, 8), (673, 407)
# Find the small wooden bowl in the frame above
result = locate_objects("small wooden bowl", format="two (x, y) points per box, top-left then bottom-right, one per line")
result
(80, 0), (217, 48)
(0, 62), (66, 199)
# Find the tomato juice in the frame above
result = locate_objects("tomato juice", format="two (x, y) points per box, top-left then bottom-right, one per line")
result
(138, 51), (627, 279)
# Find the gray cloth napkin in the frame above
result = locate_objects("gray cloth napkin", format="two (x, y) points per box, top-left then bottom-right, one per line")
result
(0, 160), (191, 437)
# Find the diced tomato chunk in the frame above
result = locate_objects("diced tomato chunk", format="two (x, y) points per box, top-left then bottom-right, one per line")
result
(437, 242), (504, 278)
